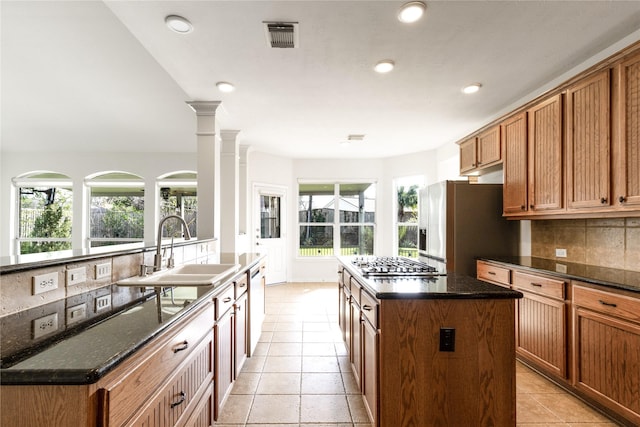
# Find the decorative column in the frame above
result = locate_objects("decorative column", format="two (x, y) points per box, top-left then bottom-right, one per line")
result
(186, 101), (221, 240)
(220, 130), (240, 253)
(238, 145), (252, 253)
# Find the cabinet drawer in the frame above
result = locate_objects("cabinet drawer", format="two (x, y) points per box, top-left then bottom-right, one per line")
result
(235, 274), (248, 299)
(360, 291), (378, 329)
(215, 285), (235, 320)
(101, 303), (214, 427)
(125, 334), (213, 426)
(349, 277), (361, 305)
(573, 284), (640, 324)
(513, 271), (565, 299)
(477, 261), (511, 287)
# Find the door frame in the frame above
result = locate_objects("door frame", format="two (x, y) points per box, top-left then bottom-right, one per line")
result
(252, 182), (288, 284)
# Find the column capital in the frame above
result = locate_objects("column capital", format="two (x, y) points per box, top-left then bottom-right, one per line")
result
(186, 101), (222, 116)
(220, 130), (241, 142)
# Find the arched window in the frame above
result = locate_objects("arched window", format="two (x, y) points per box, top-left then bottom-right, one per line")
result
(158, 172), (197, 238)
(86, 172), (144, 248)
(13, 171), (73, 255)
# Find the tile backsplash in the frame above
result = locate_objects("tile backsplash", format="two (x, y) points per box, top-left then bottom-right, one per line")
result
(531, 218), (640, 272)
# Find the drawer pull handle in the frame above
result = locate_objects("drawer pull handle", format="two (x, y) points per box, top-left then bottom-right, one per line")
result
(239, 283), (246, 287)
(362, 305), (372, 311)
(173, 340), (189, 353)
(223, 297), (232, 303)
(170, 391), (186, 408)
(488, 271), (496, 275)
(530, 282), (543, 287)
(599, 300), (617, 308)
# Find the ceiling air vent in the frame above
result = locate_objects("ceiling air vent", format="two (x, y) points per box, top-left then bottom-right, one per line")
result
(263, 21), (299, 48)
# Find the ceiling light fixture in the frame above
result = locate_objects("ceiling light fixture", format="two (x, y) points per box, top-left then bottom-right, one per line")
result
(398, 2), (426, 24)
(462, 83), (482, 94)
(165, 15), (193, 33)
(216, 82), (235, 93)
(374, 60), (395, 73)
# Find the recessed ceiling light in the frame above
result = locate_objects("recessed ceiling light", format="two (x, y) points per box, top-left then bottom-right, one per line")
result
(165, 15), (193, 33)
(398, 2), (426, 24)
(374, 60), (395, 73)
(216, 82), (235, 93)
(462, 83), (482, 94)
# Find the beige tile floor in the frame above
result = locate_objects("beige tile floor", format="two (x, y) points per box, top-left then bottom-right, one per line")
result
(215, 282), (619, 427)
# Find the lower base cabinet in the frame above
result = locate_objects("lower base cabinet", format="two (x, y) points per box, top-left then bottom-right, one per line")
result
(214, 307), (234, 419)
(573, 284), (640, 425)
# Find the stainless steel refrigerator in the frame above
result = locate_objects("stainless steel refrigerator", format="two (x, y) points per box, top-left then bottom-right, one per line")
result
(418, 180), (519, 276)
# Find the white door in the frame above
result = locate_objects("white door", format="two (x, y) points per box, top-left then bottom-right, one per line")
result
(253, 185), (286, 284)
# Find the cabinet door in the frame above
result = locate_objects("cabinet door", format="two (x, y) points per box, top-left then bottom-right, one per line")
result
(214, 309), (234, 420)
(362, 318), (378, 425)
(339, 284), (349, 342)
(477, 125), (501, 168)
(574, 308), (640, 424)
(566, 70), (611, 209)
(234, 293), (248, 378)
(502, 112), (529, 215)
(616, 51), (640, 208)
(350, 299), (362, 389)
(516, 291), (567, 379)
(528, 94), (564, 212)
(459, 137), (477, 174)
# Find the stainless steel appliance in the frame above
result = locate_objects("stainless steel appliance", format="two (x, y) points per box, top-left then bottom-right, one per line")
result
(350, 256), (441, 277)
(418, 181), (519, 276)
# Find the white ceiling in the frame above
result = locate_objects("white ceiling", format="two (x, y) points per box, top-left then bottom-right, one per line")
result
(3, 1), (640, 159)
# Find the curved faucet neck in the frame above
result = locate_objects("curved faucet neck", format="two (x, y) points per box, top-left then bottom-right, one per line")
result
(155, 215), (192, 271)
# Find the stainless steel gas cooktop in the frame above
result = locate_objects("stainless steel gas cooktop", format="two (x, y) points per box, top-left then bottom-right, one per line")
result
(350, 256), (443, 277)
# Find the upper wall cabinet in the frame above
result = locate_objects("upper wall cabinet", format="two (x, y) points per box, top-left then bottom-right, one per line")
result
(459, 125), (502, 175)
(566, 70), (611, 210)
(616, 50), (640, 209)
(502, 112), (529, 215)
(528, 94), (564, 213)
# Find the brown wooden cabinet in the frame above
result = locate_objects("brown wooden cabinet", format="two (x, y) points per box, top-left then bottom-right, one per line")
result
(502, 112), (529, 215)
(572, 283), (640, 425)
(234, 292), (248, 378)
(459, 137), (477, 174)
(360, 290), (379, 425)
(615, 50), (640, 209)
(349, 288), (362, 388)
(566, 70), (611, 210)
(214, 287), (235, 419)
(477, 260), (511, 287)
(459, 125), (502, 175)
(513, 271), (568, 379)
(528, 94), (564, 213)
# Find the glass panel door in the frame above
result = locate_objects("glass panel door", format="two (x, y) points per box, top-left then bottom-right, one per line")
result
(260, 195), (281, 239)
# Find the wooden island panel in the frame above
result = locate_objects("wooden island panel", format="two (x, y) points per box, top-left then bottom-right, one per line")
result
(378, 298), (516, 427)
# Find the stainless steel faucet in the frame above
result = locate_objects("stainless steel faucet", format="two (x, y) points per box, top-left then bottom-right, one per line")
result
(154, 214), (192, 271)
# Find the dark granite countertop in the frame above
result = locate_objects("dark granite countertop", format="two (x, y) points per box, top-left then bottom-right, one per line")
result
(339, 257), (522, 300)
(0, 253), (264, 385)
(479, 256), (640, 293)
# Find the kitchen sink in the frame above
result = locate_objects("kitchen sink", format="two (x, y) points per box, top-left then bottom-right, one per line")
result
(116, 263), (240, 287)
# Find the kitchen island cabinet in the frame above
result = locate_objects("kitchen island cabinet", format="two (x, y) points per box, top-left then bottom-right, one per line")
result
(339, 257), (522, 427)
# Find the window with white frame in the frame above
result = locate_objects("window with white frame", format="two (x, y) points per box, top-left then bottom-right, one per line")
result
(87, 172), (144, 248)
(158, 172), (197, 238)
(394, 176), (422, 258)
(298, 182), (376, 257)
(14, 172), (73, 255)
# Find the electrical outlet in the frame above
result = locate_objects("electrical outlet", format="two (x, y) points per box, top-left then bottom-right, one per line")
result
(555, 248), (567, 258)
(95, 295), (111, 312)
(66, 303), (87, 325)
(439, 327), (456, 352)
(95, 263), (111, 280)
(33, 313), (58, 339)
(66, 267), (87, 286)
(32, 272), (59, 295)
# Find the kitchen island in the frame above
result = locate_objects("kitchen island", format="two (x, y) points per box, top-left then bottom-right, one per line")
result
(338, 256), (523, 427)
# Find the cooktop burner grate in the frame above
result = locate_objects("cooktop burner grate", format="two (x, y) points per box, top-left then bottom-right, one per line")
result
(351, 256), (442, 277)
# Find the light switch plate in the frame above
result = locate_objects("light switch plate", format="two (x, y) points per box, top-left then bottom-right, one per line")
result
(95, 263), (111, 280)
(33, 313), (59, 339)
(32, 272), (58, 295)
(555, 248), (567, 258)
(66, 267), (87, 286)
(66, 303), (87, 325)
